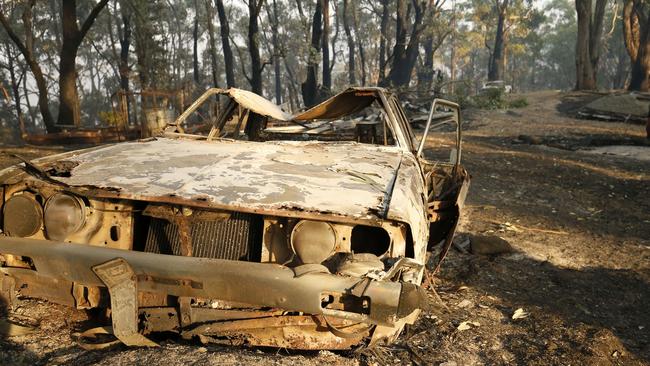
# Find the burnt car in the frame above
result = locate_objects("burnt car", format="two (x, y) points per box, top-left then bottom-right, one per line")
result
(0, 87), (469, 349)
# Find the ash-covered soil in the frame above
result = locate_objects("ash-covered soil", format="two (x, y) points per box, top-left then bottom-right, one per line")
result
(1, 91), (648, 365)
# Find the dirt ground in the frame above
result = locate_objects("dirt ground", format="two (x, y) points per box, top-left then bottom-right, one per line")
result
(0, 91), (648, 365)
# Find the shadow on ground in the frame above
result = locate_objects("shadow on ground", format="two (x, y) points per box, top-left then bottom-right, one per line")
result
(0, 296), (39, 365)
(366, 252), (650, 366)
(463, 254), (649, 363)
(458, 134), (650, 243)
(555, 92), (605, 116)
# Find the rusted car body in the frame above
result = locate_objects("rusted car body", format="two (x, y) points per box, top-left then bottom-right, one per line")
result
(0, 87), (469, 349)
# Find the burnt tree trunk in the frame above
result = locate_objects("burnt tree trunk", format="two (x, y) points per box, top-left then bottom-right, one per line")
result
(575, 0), (595, 89)
(133, 3), (150, 89)
(270, 0), (282, 103)
(488, 0), (508, 81)
(58, 5), (81, 126)
(116, 7), (132, 126)
(215, 0), (236, 87)
(378, 0), (389, 84)
(205, 0), (220, 87)
(629, 24), (650, 91)
(248, 0), (264, 94)
(193, 0), (201, 85)
(388, 0), (427, 87)
(352, 3), (366, 85)
(301, 0), (323, 107)
(417, 3), (450, 94)
(450, 5), (457, 94)
(342, 0), (356, 84)
(57, 0), (110, 126)
(624, 0), (650, 91)
(245, 0), (266, 140)
(329, 0), (339, 76)
(322, 0), (332, 93)
(118, 13), (131, 93)
(590, 0), (607, 80)
(574, 0), (608, 90)
(384, 0), (407, 87)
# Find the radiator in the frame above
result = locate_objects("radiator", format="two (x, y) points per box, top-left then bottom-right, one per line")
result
(143, 212), (263, 261)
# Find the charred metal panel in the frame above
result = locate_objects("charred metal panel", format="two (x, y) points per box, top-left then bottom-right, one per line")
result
(49, 138), (404, 222)
(143, 213), (262, 261)
(387, 153), (430, 262)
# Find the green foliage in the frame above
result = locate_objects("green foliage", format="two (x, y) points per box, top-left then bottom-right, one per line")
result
(471, 88), (528, 110)
(98, 111), (125, 127)
(508, 97), (529, 108)
(448, 81), (476, 109)
(472, 88), (508, 110)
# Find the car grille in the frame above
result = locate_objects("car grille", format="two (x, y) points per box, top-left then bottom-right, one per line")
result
(143, 212), (263, 261)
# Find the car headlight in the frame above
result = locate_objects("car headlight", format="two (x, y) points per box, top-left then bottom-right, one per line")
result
(2, 194), (43, 237)
(44, 193), (86, 241)
(290, 220), (336, 264)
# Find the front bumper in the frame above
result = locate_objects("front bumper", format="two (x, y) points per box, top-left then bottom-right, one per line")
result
(0, 237), (423, 329)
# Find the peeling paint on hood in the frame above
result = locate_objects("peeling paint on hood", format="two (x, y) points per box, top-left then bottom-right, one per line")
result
(54, 138), (406, 221)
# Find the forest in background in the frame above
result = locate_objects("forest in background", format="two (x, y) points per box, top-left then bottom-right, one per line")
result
(0, 0), (648, 136)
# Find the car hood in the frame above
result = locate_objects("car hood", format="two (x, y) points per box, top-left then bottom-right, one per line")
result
(42, 138), (421, 223)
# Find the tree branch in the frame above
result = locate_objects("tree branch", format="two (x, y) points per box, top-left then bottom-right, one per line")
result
(79, 0), (110, 41)
(230, 33), (252, 83)
(0, 9), (32, 62)
(255, 0), (266, 16)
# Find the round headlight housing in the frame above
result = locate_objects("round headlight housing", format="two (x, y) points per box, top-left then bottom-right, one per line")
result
(290, 220), (337, 264)
(2, 194), (43, 237)
(44, 193), (86, 241)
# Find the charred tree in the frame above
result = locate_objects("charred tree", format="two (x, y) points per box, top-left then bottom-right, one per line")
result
(342, 0), (356, 84)
(248, 0), (264, 94)
(269, 0), (282, 104)
(450, 2), (457, 94)
(417, 2), (449, 91)
(574, 0), (607, 90)
(193, 0), (201, 85)
(322, 0), (331, 93)
(205, 0), (220, 87)
(329, 0), (340, 76)
(215, 0), (236, 87)
(118, 12), (131, 93)
(112, 2), (132, 126)
(378, 0), (389, 84)
(623, 0), (650, 91)
(488, 0), (509, 81)
(245, 0), (266, 140)
(301, 0), (323, 107)
(387, 0), (428, 88)
(57, 0), (110, 126)
(352, 2), (366, 85)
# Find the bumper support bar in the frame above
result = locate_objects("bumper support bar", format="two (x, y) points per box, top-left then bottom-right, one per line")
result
(0, 237), (423, 327)
(92, 258), (157, 347)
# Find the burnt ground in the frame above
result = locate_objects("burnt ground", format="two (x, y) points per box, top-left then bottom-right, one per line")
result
(0, 90), (648, 365)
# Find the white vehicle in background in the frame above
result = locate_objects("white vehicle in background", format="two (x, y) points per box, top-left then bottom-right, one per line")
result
(480, 80), (512, 94)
